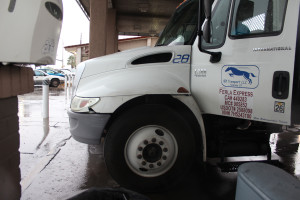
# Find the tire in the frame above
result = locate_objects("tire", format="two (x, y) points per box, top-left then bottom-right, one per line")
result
(50, 79), (60, 87)
(104, 104), (196, 192)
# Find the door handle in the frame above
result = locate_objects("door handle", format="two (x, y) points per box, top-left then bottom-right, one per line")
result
(272, 71), (289, 99)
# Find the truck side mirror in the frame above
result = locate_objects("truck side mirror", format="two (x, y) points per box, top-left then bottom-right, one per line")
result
(204, 0), (212, 18)
(203, 20), (211, 43)
(198, 0), (222, 63)
(203, 0), (213, 43)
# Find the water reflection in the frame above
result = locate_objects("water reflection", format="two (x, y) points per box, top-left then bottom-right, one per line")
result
(65, 86), (72, 108)
(36, 118), (50, 150)
(295, 141), (300, 178)
(270, 129), (300, 178)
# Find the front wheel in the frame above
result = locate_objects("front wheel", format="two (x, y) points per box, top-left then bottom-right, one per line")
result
(50, 78), (60, 87)
(104, 104), (196, 192)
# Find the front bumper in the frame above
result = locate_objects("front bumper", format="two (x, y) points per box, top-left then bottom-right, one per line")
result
(68, 110), (110, 144)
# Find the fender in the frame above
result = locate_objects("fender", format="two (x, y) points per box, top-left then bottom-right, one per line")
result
(90, 94), (207, 162)
(173, 95), (207, 162)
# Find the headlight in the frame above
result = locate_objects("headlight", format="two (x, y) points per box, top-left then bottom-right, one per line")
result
(70, 96), (100, 112)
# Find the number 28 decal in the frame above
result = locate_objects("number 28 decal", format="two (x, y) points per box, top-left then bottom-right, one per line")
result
(173, 54), (190, 63)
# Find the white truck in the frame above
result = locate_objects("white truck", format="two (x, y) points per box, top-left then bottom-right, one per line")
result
(68, 0), (300, 192)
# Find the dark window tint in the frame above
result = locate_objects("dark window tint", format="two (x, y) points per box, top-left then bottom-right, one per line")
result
(34, 71), (44, 76)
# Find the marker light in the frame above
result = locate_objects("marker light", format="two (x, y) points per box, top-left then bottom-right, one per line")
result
(177, 87), (189, 93)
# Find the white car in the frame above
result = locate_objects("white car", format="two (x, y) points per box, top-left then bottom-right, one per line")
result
(58, 69), (75, 76)
(33, 70), (65, 87)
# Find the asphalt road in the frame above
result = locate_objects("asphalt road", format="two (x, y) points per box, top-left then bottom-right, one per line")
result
(19, 86), (300, 199)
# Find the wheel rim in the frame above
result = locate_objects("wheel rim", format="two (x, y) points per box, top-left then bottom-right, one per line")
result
(52, 80), (58, 87)
(124, 125), (178, 177)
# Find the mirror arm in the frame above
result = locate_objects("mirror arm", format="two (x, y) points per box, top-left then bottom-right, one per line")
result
(197, 0), (222, 63)
(197, 35), (222, 63)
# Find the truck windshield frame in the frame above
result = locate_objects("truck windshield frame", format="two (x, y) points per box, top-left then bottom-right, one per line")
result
(156, 0), (199, 46)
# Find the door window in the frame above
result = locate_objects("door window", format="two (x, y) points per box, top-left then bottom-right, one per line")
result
(34, 71), (44, 76)
(230, 0), (287, 38)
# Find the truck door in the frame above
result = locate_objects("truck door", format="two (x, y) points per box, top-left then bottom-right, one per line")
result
(191, 0), (298, 125)
(33, 70), (45, 85)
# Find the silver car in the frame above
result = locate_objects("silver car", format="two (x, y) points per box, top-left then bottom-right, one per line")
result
(33, 70), (65, 87)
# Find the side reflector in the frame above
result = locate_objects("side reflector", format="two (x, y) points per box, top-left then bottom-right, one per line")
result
(177, 87), (189, 93)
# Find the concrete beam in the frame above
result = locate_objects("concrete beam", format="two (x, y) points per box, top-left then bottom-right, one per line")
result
(117, 15), (169, 36)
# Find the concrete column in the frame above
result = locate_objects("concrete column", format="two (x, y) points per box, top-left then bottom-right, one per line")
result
(0, 97), (20, 200)
(147, 38), (152, 47)
(89, 0), (108, 59)
(0, 65), (33, 200)
(115, 28), (119, 52)
(106, 9), (117, 55)
(76, 47), (82, 66)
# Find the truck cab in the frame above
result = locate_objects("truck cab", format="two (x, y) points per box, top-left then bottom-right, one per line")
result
(68, 0), (300, 192)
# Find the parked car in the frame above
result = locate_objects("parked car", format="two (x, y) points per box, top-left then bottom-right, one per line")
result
(39, 68), (65, 77)
(57, 69), (75, 76)
(33, 70), (65, 87)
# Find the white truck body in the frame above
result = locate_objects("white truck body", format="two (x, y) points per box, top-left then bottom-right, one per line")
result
(68, 0), (300, 192)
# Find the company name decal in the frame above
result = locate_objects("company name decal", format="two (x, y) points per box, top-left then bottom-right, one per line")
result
(219, 87), (253, 120)
(253, 46), (292, 52)
(222, 65), (259, 89)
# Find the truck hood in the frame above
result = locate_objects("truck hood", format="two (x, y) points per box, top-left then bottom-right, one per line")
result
(81, 46), (150, 78)
(76, 45), (192, 97)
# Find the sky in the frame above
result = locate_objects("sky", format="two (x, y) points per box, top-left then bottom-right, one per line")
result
(54, 0), (90, 69)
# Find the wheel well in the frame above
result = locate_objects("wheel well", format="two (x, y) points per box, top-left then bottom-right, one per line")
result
(51, 78), (59, 83)
(105, 95), (203, 161)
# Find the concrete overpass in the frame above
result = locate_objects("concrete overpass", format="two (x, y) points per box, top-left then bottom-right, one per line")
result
(75, 0), (182, 58)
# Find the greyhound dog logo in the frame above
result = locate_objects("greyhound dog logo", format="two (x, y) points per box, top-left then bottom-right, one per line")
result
(225, 67), (256, 84)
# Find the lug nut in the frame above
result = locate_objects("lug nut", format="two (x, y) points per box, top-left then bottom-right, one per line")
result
(163, 148), (168, 152)
(144, 140), (148, 145)
(159, 141), (164, 145)
(152, 138), (156, 143)
(149, 164), (154, 168)
(142, 161), (147, 166)
(157, 162), (162, 166)
(162, 156), (167, 160)
(138, 146), (143, 151)
(137, 154), (142, 159)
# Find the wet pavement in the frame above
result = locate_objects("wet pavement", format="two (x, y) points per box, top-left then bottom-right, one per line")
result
(19, 86), (300, 199)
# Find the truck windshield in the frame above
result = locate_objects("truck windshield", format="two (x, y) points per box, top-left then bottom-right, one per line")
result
(156, 0), (199, 46)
